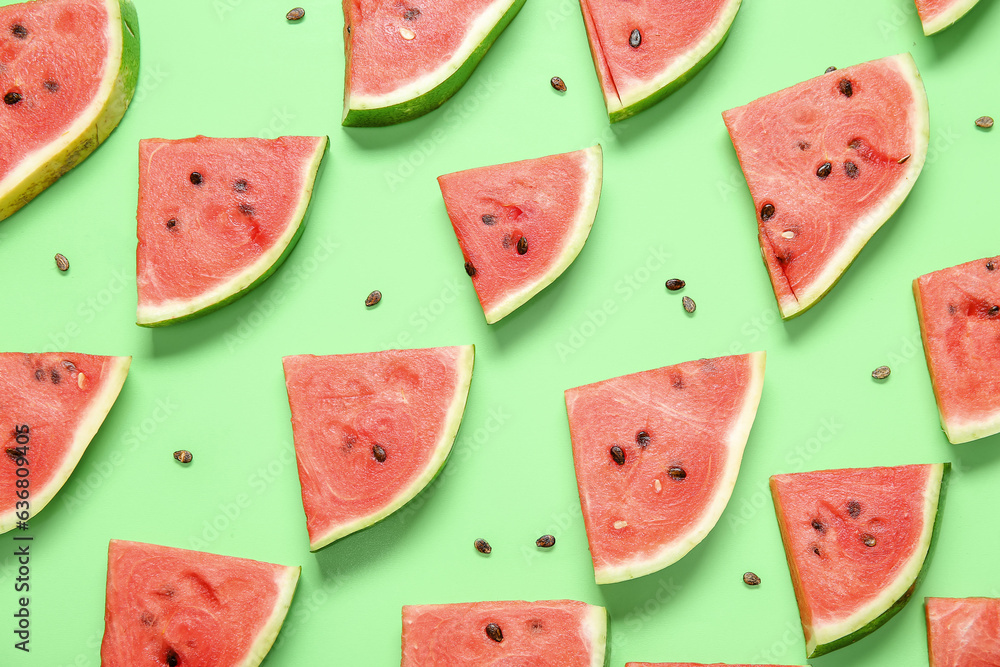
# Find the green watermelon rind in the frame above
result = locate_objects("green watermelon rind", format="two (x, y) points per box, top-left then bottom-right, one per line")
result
(239, 564), (300, 667)
(342, 0), (526, 127)
(307, 345), (475, 551)
(0, 355), (130, 535)
(0, 0), (140, 222)
(781, 463), (950, 658)
(590, 351), (766, 585)
(135, 136), (329, 327)
(919, 0), (982, 35)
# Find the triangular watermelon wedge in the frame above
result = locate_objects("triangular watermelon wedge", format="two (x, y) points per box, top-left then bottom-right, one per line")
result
(0, 0), (139, 222)
(283, 345), (474, 551)
(565, 352), (766, 584)
(723, 54), (929, 319)
(136, 135), (328, 327)
(915, 0), (983, 35)
(0, 352), (130, 534)
(627, 663), (808, 666)
(401, 600), (607, 666)
(100, 540), (299, 667)
(438, 146), (602, 324)
(580, 0), (742, 122)
(770, 463), (949, 658)
(925, 597), (1000, 666)
(342, 0), (526, 126)
(914, 256), (1000, 444)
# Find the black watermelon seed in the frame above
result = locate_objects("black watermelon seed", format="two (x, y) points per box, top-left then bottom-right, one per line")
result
(44, 80), (58, 92)
(11, 24), (27, 39)
(485, 623), (503, 643)
(798, 141), (810, 150)
(166, 218), (178, 229)
(811, 519), (825, 533)
(665, 278), (685, 291)
(481, 214), (496, 225)
(636, 430), (650, 447)
(140, 611), (155, 626)
(189, 172), (203, 185)
(862, 534), (877, 547)
(516, 236), (528, 255)
(4, 91), (22, 105)
(536, 534), (556, 548)
(976, 116), (994, 129)
(825, 66), (837, 73)
(166, 649), (179, 667)
(848, 138), (862, 150)
(845, 161), (860, 179)
(838, 78), (853, 97)
(233, 179), (248, 192)
(403, 7), (421, 20)
(34, 369), (44, 380)
(667, 465), (687, 480)
(743, 571), (761, 586)
(987, 261), (996, 271)
(173, 450), (193, 464)
(365, 290), (382, 307)
(464, 261), (476, 277)
(286, 7), (305, 21)
(813, 546), (822, 556)
(629, 28), (641, 48)
(682, 296), (696, 313)
(816, 162), (832, 178)
(760, 203), (775, 221)
(610, 445), (625, 466)
(990, 306), (1000, 317)
(372, 444), (387, 462)
(872, 365), (891, 380)
(238, 203), (255, 216)
(5, 448), (22, 463)
(54, 253), (70, 271)
(50, 370), (60, 384)
(847, 500), (862, 518)
(550, 76), (567, 92)
(474, 538), (491, 554)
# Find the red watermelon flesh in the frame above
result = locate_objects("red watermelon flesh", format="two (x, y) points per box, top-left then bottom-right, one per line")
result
(0, 352), (129, 533)
(913, 256), (1000, 444)
(283, 345), (474, 551)
(565, 352), (765, 584)
(401, 600), (607, 666)
(770, 464), (947, 657)
(914, 0), (982, 35)
(926, 597), (1000, 667)
(101, 540), (299, 667)
(438, 146), (602, 323)
(723, 54), (928, 319)
(627, 663), (806, 666)
(136, 135), (328, 326)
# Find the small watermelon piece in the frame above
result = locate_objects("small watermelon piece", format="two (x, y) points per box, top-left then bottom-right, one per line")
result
(580, 0), (742, 122)
(401, 600), (607, 666)
(0, 352), (129, 534)
(100, 540), (299, 667)
(769, 463), (949, 658)
(342, 0), (526, 127)
(925, 597), (1000, 667)
(0, 0), (139, 222)
(626, 663), (808, 666)
(914, 0), (983, 35)
(283, 345), (474, 551)
(565, 352), (766, 584)
(913, 256), (1000, 444)
(723, 54), (929, 319)
(438, 146), (602, 324)
(135, 135), (328, 327)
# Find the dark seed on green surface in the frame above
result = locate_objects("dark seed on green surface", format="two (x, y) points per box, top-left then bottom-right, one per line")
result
(536, 534), (556, 548)
(825, 66), (837, 73)
(234, 179), (248, 192)
(173, 450), (193, 464)
(166, 218), (178, 229)
(286, 7), (305, 20)
(550, 76), (567, 92)
(636, 430), (650, 447)
(838, 78), (853, 97)
(667, 465), (687, 480)
(189, 172), (203, 185)
(372, 444), (387, 462)
(11, 24), (27, 38)
(845, 161), (860, 179)
(485, 623), (503, 642)
(898, 154), (910, 164)
(166, 649), (179, 667)
(474, 538), (491, 554)
(44, 80), (59, 93)
(465, 261), (476, 277)
(403, 7), (421, 20)
(516, 236), (528, 255)
(872, 365), (891, 380)
(610, 445), (625, 465)
(4, 91), (22, 105)
(481, 214), (496, 225)
(55, 253), (69, 271)
(760, 203), (775, 221)
(975, 116), (994, 129)
(682, 296), (696, 313)
(665, 278), (685, 291)
(629, 29), (641, 48)
(862, 534), (877, 547)
(847, 500), (862, 518)
(365, 290), (382, 307)
(743, 571), (761, 586)
(816, 162), (832, 178)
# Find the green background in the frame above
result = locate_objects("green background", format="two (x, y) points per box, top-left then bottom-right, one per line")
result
(2, 0), (999, 664)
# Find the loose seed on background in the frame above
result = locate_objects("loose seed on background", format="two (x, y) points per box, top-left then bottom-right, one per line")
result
(682, 296), (696, 313)
(743, 571), (761, 586)
(872, 365), (891, 380)
(485, 623), (503, 642)
(825, 66), (837, 73)
(536, 535), (556, 548)
(845, 161), (860, 179)
(838, 78), (853, 97)
(365, 290), (382, 307)
(550, 76), (567, 92)
(54, 253), (69, 271)
(372, 444), (387, 462)
(665, 278), (685, 291)
(629, 28), (641, 48)
(667, 465), (687, 480)
(286, 7), (305, 20)
(516, 236), (528, 255)
(610, 445), (625, 465)
(474, 538), (492, 554)
(465, 261), (476, 277)
(173, 450), (193, 464)
(975, 116), (994, 129)
(760, 203), (775, 221)
(816, 162), (832, 178)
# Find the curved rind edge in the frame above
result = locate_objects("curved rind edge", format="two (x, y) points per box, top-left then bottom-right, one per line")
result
(920, 0), (982, 35)
(239, 565), (301, 667)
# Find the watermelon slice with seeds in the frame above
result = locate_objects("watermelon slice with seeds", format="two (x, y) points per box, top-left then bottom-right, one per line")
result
(0, 352), (129, 534)
(770, 463), (949, 658)
(0, 0), (139, 222)
(342, 0), (526, 127)
(100, 539), (299, 667)
(579, 0), (742, 122)
(627, 663), (808, 666)
(723, 54), (929, 319)
(283, 345), (474, 551)
(135, 135), (328, 327)
(401, 600), (607, 666)
(915, 0), (983, 35)
(438, 146), (602, 324)
(926, 597), (1000, 666)
(914, 256), (1000, 444)
(565, 352), (766, 584)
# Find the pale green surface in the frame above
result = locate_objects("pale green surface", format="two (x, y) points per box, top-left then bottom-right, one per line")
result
(1, 0), (999, 665)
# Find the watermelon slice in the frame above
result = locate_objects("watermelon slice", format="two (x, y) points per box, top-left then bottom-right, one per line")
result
(0, 352), (129, 534)
(925, 597), (1000, 667)
(401, 600), (607, 666)
(579, 0), (742, 122)
(135, 135), (328, 327)
(626, 663), (807, 666)
(283, 345), (474, 551)
(342, 0), (526, 127)
(0, 0), (139, 222)
(100, 539), (299, 667)
(723, 54), (929, 319)
(565, 352), (766, 584)
(914, 0), (983, 35)
(438, 146), (602, 324)
(913, 256), (1000, 444)
(769, 463), (949, 658)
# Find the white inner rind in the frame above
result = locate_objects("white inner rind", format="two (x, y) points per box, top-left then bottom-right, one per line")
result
(921, 0), (981, 35)
(807, 463), (946, 656)
(594, 351), (767, 584)
(780, 53), (930, 319)
(583, 604), (608, 667)
(135, 137), (327, 325)
(344, 0), (517, 115)
(308, 345), (475, 551)
(0, 356), (131, 534)
(239, 565), (300, 667)
(484, 145), (603, 324)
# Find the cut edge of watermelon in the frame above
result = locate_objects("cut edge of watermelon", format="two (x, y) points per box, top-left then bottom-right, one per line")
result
(801, 462), (949, 658)
(593, 351), (766, 585)
(342, 0), (526, 127)
(776, 53), (929, 320)
(484, 145), (603, 324)
(0, 355), (131, 534)
(585, 603), (609, 667)
(919, 0), (982, 35)
(135, 136), (329, 327)
(604, 0), (742, 123)
(237, 563), (300, 667)
(0, 0), (140, 222)
(308, 344), (475, 551)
